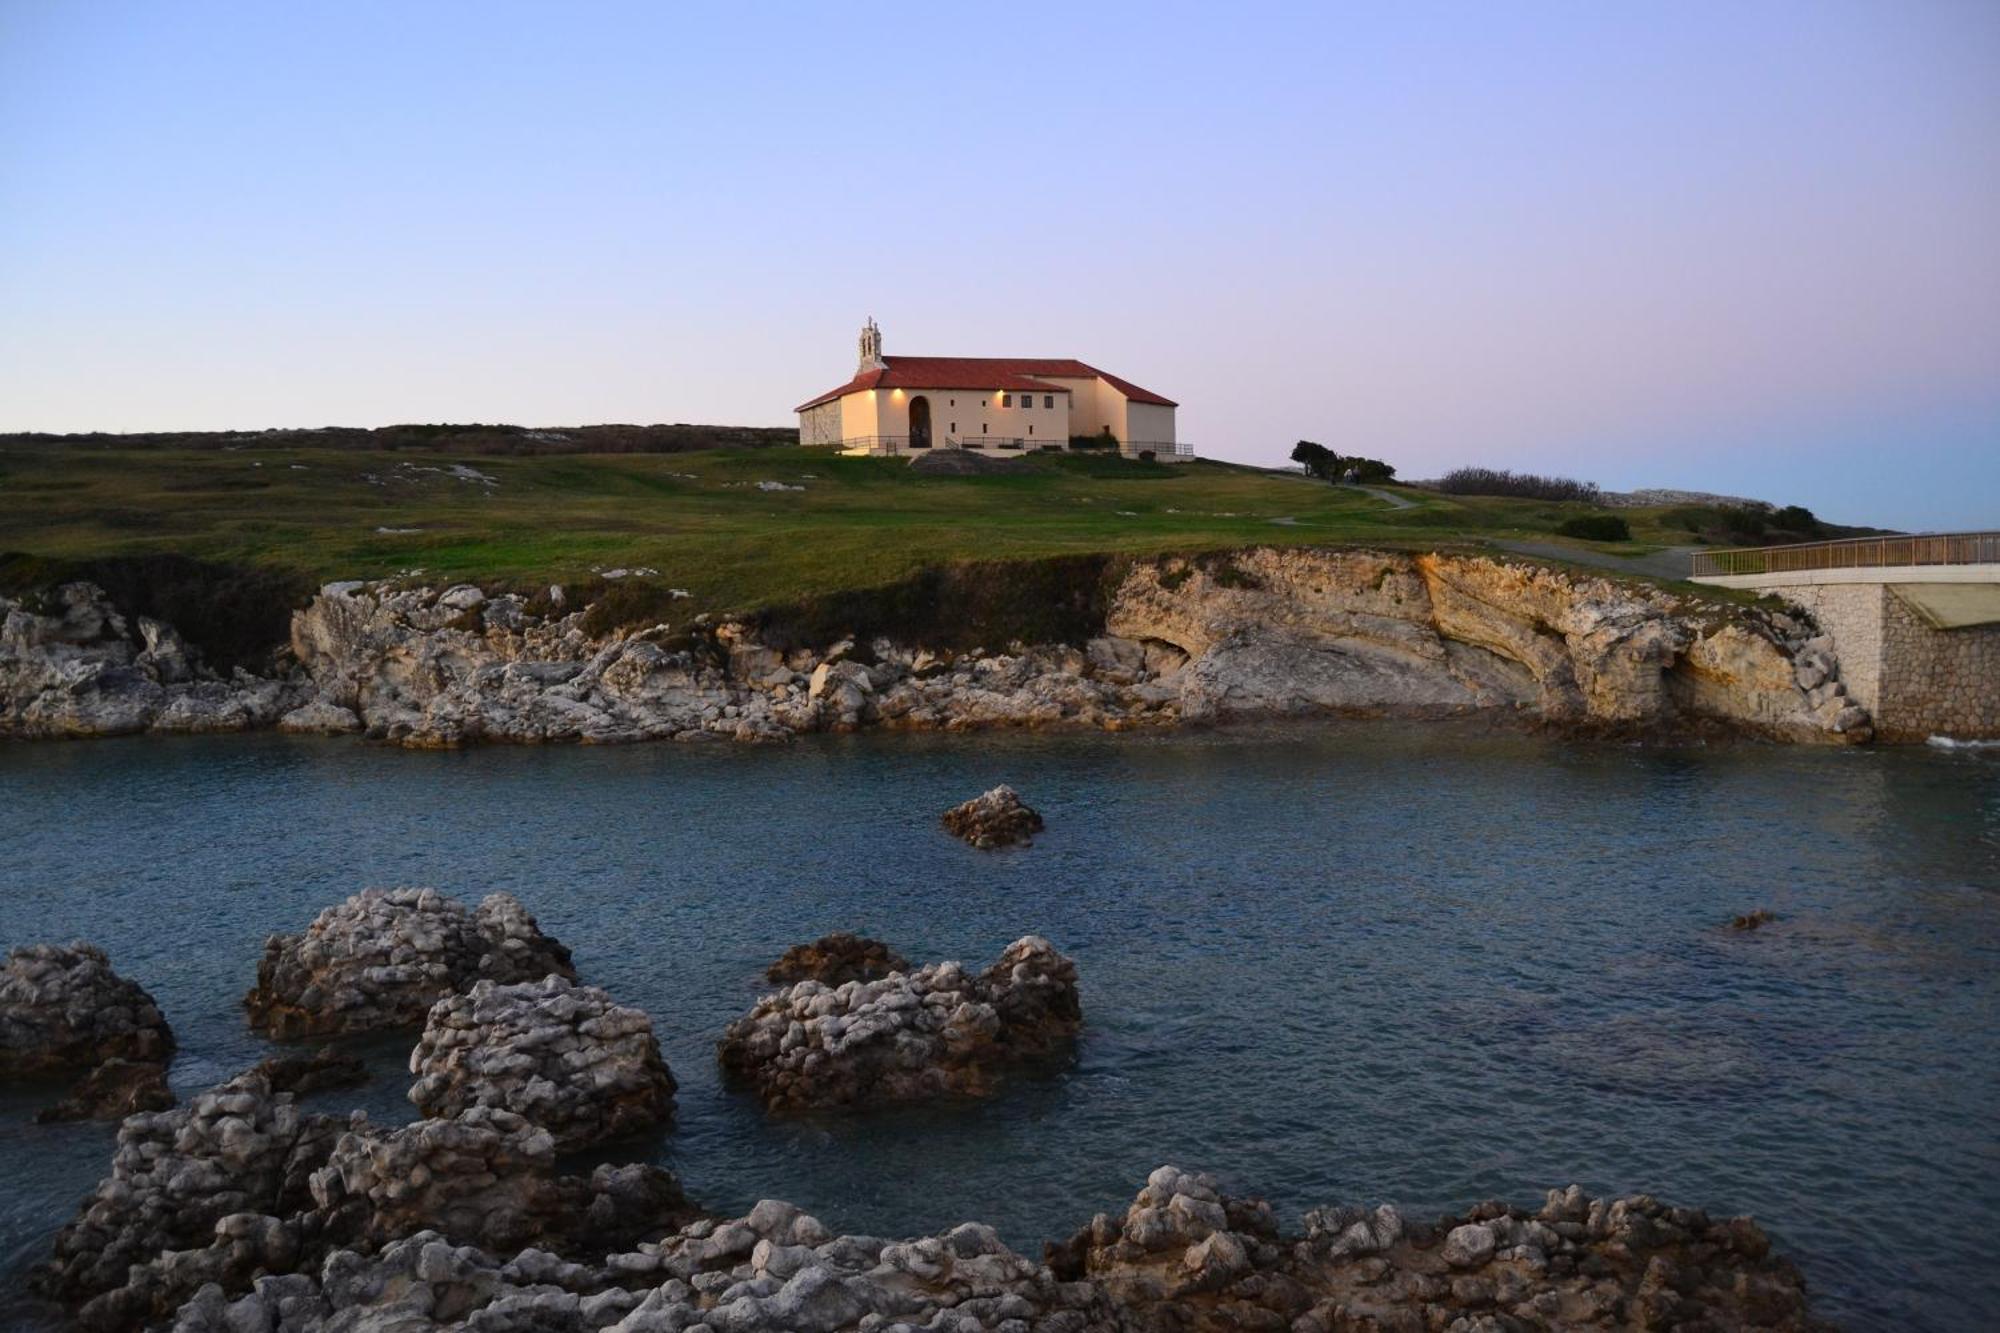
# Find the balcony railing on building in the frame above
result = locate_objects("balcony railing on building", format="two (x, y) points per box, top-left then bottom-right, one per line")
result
(1688, 530), (2000, 578)
(833, 435), (1192, 460)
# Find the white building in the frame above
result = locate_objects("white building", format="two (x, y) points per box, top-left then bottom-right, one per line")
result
(796, 320), (1184, 459)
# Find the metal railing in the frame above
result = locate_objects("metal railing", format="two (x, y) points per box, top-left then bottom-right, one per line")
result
(1689, 530), (2000, 578)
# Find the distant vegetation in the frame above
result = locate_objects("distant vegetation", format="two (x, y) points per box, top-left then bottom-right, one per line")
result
(0, 422), (797, 456)
(1664, 502), (1827, 547)
(1434, 467), (1601, 503)
(1555, 514), (1632, 542)
(1290, 441), (1397, 483)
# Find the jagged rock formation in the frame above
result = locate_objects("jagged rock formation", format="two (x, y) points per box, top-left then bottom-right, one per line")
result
(162, 1166), (1826, 1332)
(39, 1072), (697, 1332)
(408, 976), (677, 1151)
(9, 548), (1878, 746)
(1044, 1164), (1827, 1331)
(1, 943), (175, 1120)
(38, 1073), (348, 1331)
(0, 583), (302, 737)
(942, 784), (1046, 848)
(766, 932), (910, 987)
(719, 936), (1082, 1111)
(244, 888), (575, 1038)
(311, 1107), (697, 1255)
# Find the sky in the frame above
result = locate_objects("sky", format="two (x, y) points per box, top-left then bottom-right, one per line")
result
(2, 1), (1996, 529)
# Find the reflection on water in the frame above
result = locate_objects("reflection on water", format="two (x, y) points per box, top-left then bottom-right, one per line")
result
(0, 724), (1995, 1330)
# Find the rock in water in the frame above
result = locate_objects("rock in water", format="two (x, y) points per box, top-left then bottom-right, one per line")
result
(246, 1046), (370, 1096)
(407, 976), (677, 1151)
(34, 1059), (174, 1123)
(1732, 908), (1779, 931)
(243, 888), (575, 1038)
(38, 1072), (348, 1331)
(765, 932), (910, 986)
(718, 936), (1081, 1111)
(162, 1165), (1825, 1332)
(311, 1106), (697, 1254)
(40, 1072), (696, 1332)
(1, 943), (175, 1120)
(941, 784), (1045, 848)
(1045, 1166), (1826, 1332)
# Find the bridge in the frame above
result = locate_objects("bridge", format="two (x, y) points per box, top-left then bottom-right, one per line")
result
(1688, 531), (1999, 743)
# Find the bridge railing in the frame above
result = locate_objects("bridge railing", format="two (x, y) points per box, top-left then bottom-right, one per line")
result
(1689, 531), (2000, 578)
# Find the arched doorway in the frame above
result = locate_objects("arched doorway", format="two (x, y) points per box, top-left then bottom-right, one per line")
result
(908, 395), (932, 450)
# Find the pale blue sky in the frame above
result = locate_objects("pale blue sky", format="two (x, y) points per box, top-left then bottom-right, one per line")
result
(3, 1), (1995, 528)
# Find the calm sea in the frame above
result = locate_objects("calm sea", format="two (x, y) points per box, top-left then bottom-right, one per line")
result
(1, 725), (1995, 1330)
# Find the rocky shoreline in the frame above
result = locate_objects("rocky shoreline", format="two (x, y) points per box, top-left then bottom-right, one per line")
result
(3, 892), (1837, 1330)
(2, 547), (1875, 747)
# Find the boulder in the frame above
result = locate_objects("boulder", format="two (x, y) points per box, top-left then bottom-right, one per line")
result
(765, 932), (910, 987)
(941, 784), (1045, 848)
(407, 976), (676, 1151)
(246, 1046), (370, 1096)
(718, 936), (1081, 1111)
(243, 888), (575, 1038)
(1, 943), (175, 1121)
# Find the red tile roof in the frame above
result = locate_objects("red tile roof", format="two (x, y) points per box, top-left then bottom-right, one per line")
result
(794, 356), (1176, 413)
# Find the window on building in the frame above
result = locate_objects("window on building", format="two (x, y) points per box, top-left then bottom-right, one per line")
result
(981, 423), (988, 434)
(1028, 425), (1034, 435)
(949, 422), (956, 434)
(1044, 395), (1054, 409)
(949, 398), (955, 406)
(1001, 393), (1011, 408)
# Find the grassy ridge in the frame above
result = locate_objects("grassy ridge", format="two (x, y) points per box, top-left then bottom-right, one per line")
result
(0, 442), (1715, 622)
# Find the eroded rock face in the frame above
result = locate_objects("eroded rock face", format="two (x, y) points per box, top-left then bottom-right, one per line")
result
(12, 548), (1876, 747)
(1, 943), (175, 1121)
(38, 1073), (347, 1331)
(942, 784), (1046, 848)
(1107, 549), (1867, 743)
(162, 1166), (1826, 1333)
(247, 1046), (370, 1097)
(1052, 1165), (1826, 1332)
(718, 936), (1081, 1111)
(42, 1073), (697, 1332)
(0, 584), (301, 738)
(244, 888), (576, 1039)
(311, 1107), (697, 1256)
(766, 932), (910, 987)
(408, 976), (677, 1151)
(1, 943), (175, 1075)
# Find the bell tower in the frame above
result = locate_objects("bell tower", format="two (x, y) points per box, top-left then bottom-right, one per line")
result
(857, 317), (885, 372)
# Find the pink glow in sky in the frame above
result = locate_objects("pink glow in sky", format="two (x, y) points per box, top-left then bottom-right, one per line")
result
(2, 2), (1995, 528)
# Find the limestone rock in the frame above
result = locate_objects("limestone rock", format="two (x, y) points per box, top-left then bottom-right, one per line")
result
(37, 1072), (347, 1331)
(0, 583), (302, 738)
(244, 888), (576, 1039)
(1, 943), (175, 1121)
(941, 784), (1045, 848)
(718, 936), (1081, 1111)
(407, 976), (676, 1151)
(162, 1166), (1827, 1332)
(765, 932), (910, 987)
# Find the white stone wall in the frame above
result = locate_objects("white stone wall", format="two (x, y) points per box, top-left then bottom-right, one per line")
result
(1765, 583), (1885, 714)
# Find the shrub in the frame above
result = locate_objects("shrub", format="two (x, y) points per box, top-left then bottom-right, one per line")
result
(1138, 449), (1156, 461)
(1069, 428), (1119, 451)
(1556, 514), (1631, 542)
(1437, 468), (1600, 503)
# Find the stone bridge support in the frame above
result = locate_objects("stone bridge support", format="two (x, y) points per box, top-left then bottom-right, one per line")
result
(1692, 569), (2000, 743)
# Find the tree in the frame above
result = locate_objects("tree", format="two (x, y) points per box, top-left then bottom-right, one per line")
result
(1291, 440), (1336, 481)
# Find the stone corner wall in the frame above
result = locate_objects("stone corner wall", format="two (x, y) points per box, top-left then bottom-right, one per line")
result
(1876, 590), (2000, 743)
(1759, 580), (2000, 742)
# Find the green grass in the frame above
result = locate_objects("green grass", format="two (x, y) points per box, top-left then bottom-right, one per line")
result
(0, 442), (1717, 621)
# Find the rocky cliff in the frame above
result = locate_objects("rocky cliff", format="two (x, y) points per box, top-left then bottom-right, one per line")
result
(1, 547), (1873, 746)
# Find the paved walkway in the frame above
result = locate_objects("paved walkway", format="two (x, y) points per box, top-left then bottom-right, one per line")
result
(1354, 485), (1417, 510)
(1491, 540), (1703, 582)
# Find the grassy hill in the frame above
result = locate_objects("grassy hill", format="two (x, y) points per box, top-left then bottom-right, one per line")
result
(0, 439), (1742, 624)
